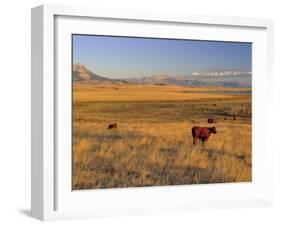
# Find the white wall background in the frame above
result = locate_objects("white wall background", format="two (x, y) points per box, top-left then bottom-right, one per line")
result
(0, 0), (280, 225)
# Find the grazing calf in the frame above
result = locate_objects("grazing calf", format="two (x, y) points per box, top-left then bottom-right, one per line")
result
(207, 118), (217, 123)
(192, 126), (217, 147)
(107, 123), (118, 129)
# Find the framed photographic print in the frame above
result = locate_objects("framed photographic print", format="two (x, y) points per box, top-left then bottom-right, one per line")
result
(31, 4), (274, 221)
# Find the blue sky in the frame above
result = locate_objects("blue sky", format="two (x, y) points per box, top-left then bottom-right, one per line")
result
(72, 34), (252, 79)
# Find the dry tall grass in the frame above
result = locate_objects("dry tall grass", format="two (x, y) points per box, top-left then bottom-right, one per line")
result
(72, 84), (251, 189)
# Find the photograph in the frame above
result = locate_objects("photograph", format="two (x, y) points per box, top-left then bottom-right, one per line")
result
(72, 34), (252, 190)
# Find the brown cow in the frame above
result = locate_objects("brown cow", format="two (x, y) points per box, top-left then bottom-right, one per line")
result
(207, 118), (217, 123)
(107, 123), (118, 129)
(192, 126), (217, 147)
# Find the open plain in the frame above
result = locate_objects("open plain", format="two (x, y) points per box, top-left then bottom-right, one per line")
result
(72, 83), (252, 190)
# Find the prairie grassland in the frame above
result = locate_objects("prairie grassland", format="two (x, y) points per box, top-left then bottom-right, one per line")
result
(72, 84), (252, 190)
(73, 83), (251, 102)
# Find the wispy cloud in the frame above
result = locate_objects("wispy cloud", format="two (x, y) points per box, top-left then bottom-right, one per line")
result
(191, 70), (252, 77)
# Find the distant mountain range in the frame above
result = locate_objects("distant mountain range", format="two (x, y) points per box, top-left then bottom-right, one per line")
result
(73, 63), (126, 84)
(73, 63), (251, 87)
(73, 63), (110, 82)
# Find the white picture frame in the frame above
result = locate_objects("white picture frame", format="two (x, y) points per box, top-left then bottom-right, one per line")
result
(31, 4), (274, 221)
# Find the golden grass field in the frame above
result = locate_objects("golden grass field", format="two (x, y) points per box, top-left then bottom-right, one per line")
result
(72, 83), (252, 190)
